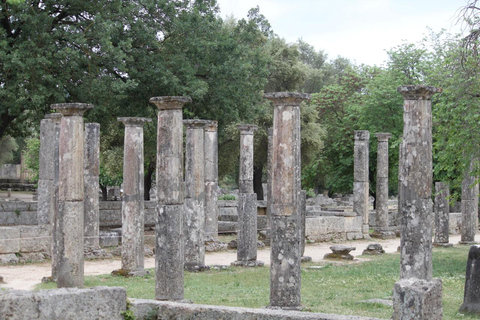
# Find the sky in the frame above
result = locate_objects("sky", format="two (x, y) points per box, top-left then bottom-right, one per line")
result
(216, 0), (469, 66)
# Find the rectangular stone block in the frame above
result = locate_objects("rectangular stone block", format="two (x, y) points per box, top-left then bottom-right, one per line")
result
(0, 227), (20, 253)
(353, 182), (369, 218)
(0, 287), (126, 320)
(392, 278), (442, 320)
(20, 225), (51, 253)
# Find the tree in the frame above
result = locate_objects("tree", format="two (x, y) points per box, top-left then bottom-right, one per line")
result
(0, 135), (18, 165)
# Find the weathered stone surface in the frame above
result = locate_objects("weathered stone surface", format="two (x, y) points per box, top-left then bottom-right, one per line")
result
(354, 131), (369, 236)
(130, 299), (381, 320)
(235, 193), (259, 264)
(265, 127), (273, 246)
(0, 227), (20, 253)
(38, 118), (55, 180)
(99, 231), (120, 247)
(19, 225), (51, 253)
(397, 85), (440, 281)
(324, 245), (356, 260)
(434, 182), (450, 245)
(0, 287), (126, 320)
(375, 133), (391, 234)
(155, 204), (184, 300)
(362, 243), (385, 255)
(83, 123), (100, 249)
(459, 245), (480, 314)
(461, 164), (478, 244)
(392, 278), (443, 320)
(237, 124), (257, 194)
(36, 179), (54, 225)
(305, 216), (363, 242)
(299, 190), (307, 258)
(269, 215), (301, 309)
(184, 198), (205, 270)
(204, 121), (219, 240)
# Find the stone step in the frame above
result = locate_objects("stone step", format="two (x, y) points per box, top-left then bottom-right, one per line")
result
(218, 214), (238, 222)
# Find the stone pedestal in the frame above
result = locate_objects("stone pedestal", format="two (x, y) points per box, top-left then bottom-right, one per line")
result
(372, 133), (395, 239)
(353, 130), (370, 237)
(184, 119), (210, 271)
(45, 113), (62, 280)
(204, 121), (219, 240)
(52, 103), (93, 288)
(150, 96), (191, 300)
(84, 123), (100, 249)
(118, 117), (151, 276)
(265, 92), (310, 309)
(459, 245), (480, 314)
(460, 161), (478, 245)
(433, 182), (452, 247)
(392, 278), (443, 320)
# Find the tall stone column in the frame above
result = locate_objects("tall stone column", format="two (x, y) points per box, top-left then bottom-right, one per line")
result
(45, 113), (62, 280)
(183, 119), (209, 271)
(372, 133), (395, 239)
(460, 160), (478, 244)
(118, 117), (151, 276)
(204, 121), (219, 240)
(265, 92), (310, 309)
(37, 117), (55, 226)
(433, 182), (452, 247)
(264, 127), (273, 245)
(393, 86), (442, 320)
(84, 123), (100, 250)
(354, 130), (370, 237)
(232, 125), (263, 267)
(51, 103), (93, 288)
(150, 96), (191, 301)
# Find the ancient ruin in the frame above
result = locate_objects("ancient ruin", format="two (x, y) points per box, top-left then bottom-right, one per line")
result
(204, 121), (219, 241)
(460, 161), (478, 245)
(433, 182), (452, 247)
(84, 123), (100, 250)
(353, 130), (370, 238)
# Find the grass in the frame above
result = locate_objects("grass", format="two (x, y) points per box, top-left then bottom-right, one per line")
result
(37, 245), (477, 319)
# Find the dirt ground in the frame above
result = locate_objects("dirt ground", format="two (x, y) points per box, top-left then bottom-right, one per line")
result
(0, 234), (472, 291)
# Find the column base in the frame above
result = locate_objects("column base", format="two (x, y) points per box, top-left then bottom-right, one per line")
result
(231, 260), (264, 267)
(392, 278), (442, 320)
(371, 230), (396, 239)
(301, 256), (312, 263)
(184, 264), (210, 272)
(433, 242), (453, 248)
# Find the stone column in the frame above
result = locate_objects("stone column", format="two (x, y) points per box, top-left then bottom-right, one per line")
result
(460, 161), (478, 245)
(264, 92), (310, 309)
(84, 123), (100, 250)
(372, 133), (395, 239)
(150, 96), (191, 301)
(204, 121), (219, 240)
(37, 117), (55, 226)
(118, 117), (151, 276)
(393, 86), (442, 320)
(354, 130), (370, 237)
(232, 124), (263, 267)
(51, 103), (93, 288)
(265, 128), (273, 245)
(45, 113), (61, 281)
(433, 182), (452, 247)
(183, 119), (210, 271)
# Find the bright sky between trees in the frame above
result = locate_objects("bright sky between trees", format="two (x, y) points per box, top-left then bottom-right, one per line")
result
(217, 0), (468, 66)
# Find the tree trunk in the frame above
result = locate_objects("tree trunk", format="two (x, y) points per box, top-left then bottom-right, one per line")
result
(253, 164), (264, 200)
(100, 185), (107, 201)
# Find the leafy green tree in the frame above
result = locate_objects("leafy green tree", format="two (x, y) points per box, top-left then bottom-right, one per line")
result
(0, 135), (18, 165)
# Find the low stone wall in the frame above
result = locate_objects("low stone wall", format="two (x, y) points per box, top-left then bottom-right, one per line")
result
(99, 200), (156, 228)
(0, 225), (50, 254)
(305, 216), (364, 242)
(0, 201), (38, 225)
(130, 299), (381, 320)
(0, 164), (21, 180)
(0, 287), (126, 320)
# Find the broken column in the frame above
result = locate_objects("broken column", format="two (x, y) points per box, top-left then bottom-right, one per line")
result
(354, 130), (370, 238)
(37, 117), (55, 226)
(118, 117), (151, 276)
(183, 119), (210, 271)
(150, 96), (191, 300)
(393, 85), (442, 320)
(460, 161), (478, 245)
(232, 124), (263, 267)
(264, 92), (310, 309)
(204, 121), (219, 241)
(51, 103), (93, 288)
(433, 182), (452, 247)
(45, 113), (61, 281)
(372, 133), (395, 239)
(459, 245), (480, 314)
(84, 123), (100, 250)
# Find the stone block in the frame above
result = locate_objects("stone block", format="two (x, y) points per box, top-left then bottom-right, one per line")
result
(449, 212), (461, 235)
(392, 278), (442, 320)
(0, 227), (20, 253)
(99, 231), (120, 247)
(0, 287), (126, 320)
(19, 225), (51, 253)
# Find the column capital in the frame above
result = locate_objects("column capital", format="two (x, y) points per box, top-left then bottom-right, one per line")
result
(397, 85), (442, 100)
(51, 103), (93, 116)
(354, 130), (370, 141)
(118, 117), (152, 127)
(45, 113), (62, 123)
(375, 132), (392, 142)
(264, 92), (311, 107)
(183, 119), (210, 129)
(150, 96), (191, 110)
(204, 120), (218, 132)
(237, 124), (257, 134)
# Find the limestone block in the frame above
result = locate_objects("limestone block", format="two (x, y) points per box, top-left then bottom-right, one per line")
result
(0, 287), (126, 320)
(392, 278), (442, 320)
(0, 227), (20, 253)
(19, 225), (51, 253)
(99, 231), (120, 247)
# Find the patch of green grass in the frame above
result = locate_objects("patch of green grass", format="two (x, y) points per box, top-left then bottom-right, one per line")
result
(36, 246), (478, 319)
